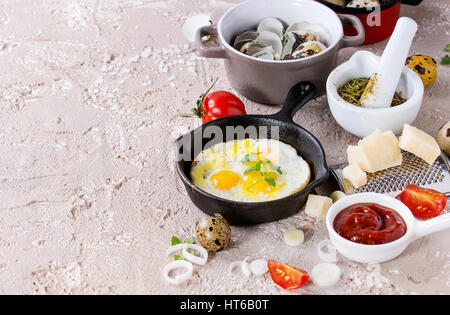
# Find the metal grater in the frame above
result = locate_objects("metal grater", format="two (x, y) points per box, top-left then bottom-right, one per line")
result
(318, 152), (450, 198)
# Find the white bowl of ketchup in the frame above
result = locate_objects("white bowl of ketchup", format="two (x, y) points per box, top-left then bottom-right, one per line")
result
(326, 192), (450, 264)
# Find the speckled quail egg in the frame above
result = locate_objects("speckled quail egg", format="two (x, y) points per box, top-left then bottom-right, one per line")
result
(405, 54), (437, 87)
(347, 0), (380, 8)
(436, 122), (450, 156)
(195, 215), (231, 252)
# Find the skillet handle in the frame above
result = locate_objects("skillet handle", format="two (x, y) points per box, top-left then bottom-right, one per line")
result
(270, 82), (315, 122)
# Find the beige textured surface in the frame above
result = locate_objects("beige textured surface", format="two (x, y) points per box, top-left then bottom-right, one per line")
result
(0, 0), (449, 295)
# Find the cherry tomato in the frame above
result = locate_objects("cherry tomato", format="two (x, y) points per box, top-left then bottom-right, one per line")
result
(267, 260), (309, 290)
(201, 91), (246, 123)
(399, 184), (447, 220)
(192, 79), (246, 124)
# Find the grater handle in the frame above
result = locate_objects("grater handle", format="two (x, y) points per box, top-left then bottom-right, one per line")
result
(413, 213), (450, 241)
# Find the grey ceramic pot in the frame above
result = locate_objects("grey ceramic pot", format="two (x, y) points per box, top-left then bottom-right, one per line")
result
(195, 0), (365, 105)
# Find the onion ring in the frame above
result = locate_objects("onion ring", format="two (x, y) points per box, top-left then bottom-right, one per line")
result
(317, 239), (337, 263)
(163, 260), (193, 285)
(249, 259), (268, 276)
(229, 261), (242, 275)
(241, 257), (251, 277)
(284, 229), (305, 247)
(181, 244), (208, 265)
(311, 263), (341, 287)
(166, 243), (188, 256)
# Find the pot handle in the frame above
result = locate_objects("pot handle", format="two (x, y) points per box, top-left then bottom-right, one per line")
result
(338, 14), (365, 47)
(195, 24), (227, 59)
(270, 82), (316, 122)
(401, 0), (423, 6)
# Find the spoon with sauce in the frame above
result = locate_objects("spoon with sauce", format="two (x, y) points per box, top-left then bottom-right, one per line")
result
(326, 192), (450, 263)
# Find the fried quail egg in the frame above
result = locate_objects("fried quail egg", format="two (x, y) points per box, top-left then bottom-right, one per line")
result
(190, 139), (311, 202)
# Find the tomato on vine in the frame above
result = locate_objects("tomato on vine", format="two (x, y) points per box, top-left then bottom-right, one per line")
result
(192, 79), (246, 124)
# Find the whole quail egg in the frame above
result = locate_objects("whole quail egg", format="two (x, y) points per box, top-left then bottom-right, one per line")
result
(436, 122), (450, 156)
(347, 0), (380, 8)
(405, 55), (437, 87)
(195, 214), (231, 252)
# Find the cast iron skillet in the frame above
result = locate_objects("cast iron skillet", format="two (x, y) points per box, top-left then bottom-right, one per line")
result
(175, 82), (329, 225)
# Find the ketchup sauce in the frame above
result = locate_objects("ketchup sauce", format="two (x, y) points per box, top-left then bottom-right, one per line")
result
(333, 203), (407, 245)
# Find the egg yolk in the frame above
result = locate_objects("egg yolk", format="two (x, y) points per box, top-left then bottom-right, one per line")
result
(210, 170), (240, 190)
(243, 171), (279, 196)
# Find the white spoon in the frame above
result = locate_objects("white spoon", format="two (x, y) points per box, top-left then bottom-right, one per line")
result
(360, 17), (417, 109)
(326, 192), (450, 264)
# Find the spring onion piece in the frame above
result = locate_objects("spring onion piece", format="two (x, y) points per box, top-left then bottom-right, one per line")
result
(249, 259), (268, 276)
(163, 260), (194, 285)
(330, 191), (346, 203)
(311, 263), (341, 287)
(241, 257), (251, 277)
(181, 244), (208, 265)
(283, 229), (305, 247)
(317, 239), (337, 263)
(166, 243), (188, 256)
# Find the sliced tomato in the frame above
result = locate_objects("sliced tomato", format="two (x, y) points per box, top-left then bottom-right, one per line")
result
(399, 184), (447, 220)
(267, 260), (309, 290)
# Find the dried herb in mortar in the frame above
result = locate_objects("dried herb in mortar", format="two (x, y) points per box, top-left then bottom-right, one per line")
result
(338, 77), (406, 107)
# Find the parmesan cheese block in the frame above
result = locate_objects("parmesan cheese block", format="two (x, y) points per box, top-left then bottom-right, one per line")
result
(347, 129), (402, 173)
(343, 164), (367, 188)
(399, 124), (441, 165)
(347, 145), (370, 171)
(304, 194), (333, 220)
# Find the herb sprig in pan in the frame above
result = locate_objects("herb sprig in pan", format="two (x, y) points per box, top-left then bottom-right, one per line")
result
(241, 152), (283, 190)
